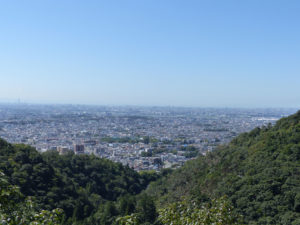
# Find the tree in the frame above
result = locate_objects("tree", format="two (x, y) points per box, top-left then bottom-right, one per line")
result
(0, 171), (63, 225)
(136, 194), (158, 224)
(142, 136), (150, 145)
(158, 196), (242, 225)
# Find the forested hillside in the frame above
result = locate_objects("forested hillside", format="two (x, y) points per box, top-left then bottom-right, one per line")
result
(0, 139), (159, 224)
(146, 111), (300, 224)
(1, 111), (300, 224)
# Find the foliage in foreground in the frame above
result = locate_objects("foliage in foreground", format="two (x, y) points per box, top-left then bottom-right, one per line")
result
(0, 138), (159, 224)
(117, 196), (242, 225)
(146, 111), (300, 224)
(0, 171), (62, 225)
(2, 110), (300, 224)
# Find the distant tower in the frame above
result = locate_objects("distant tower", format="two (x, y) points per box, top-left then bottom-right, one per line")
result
(74, 144), (85, 155)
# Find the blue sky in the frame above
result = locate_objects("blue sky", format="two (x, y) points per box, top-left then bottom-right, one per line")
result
(0, 0), (299, 107)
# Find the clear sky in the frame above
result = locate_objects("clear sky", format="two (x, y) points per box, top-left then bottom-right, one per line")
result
(0, 0), (299, 108)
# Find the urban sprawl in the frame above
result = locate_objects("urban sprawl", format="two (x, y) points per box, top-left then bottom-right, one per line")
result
(0, 104), (296, 171)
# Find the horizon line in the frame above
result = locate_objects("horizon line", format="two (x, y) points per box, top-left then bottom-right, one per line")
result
(0, 101), (298, 110)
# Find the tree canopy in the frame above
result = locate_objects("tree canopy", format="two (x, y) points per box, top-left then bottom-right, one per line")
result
(1, 110), (300, 224)
(146, 111), (300, 224)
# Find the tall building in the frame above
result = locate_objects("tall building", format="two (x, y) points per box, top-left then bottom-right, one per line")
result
(57, 146), (71, 155)
(74, 144), (85, 155)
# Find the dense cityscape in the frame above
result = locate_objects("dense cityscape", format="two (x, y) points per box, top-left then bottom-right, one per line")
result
(0, 104), (296, 171)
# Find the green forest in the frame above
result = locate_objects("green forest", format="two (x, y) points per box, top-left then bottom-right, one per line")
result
(146, 110), (300, 224)
(0, 138), (161, 224)
(1, 110), (300, 224)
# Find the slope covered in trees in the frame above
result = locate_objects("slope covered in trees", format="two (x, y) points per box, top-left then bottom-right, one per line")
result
(146, 111), (300, 224)
(0, 139), (159, 224)
(1, 111), (300, 224)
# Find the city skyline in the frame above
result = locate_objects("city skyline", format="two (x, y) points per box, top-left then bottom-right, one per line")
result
(1, 1), (300, 108)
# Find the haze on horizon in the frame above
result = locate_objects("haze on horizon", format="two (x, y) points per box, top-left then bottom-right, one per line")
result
(0, 1), (299, 108)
